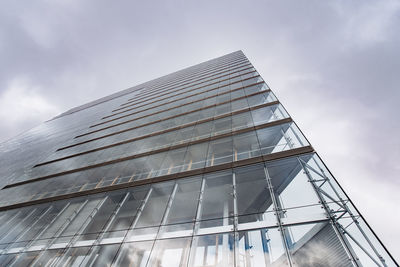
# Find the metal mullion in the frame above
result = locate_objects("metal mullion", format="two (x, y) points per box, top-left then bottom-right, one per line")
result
(280, 128), (294, 149)
(298, 159), (360, 266)
(58, 98), (276, 156)
(0, 208), (37, 245)
(125, 60), (249, 107)
(28, 199), (89, 267)
(143, 183), (179, 267)
(117, 63), (253, 113)
(111, 187), (153, 266)
(50, 196), (109, 266)
(0, 210), (21, 234)
(339, 224), (383, 267)
(1, 206), (53, 254)
(133, 58), (246, 99)
(232, 172), (240, 267)
(78, 80), (264, 138)
(65, 82), (268, 150)
(263, 166), (294, 266)
(193, 177), (206, 235)
(126, 60), (249, 104)
(129, 187), (153, 231)
(17, 203), (71, 256)
(325, 178), (388, 266)
(0, 146), (314, 213)
(304, 158), (388, 266)
(120, 64), (253, 117)
(90, 73), (262, 133)
(160, 182), (178, 226)
(115, 65), (255, 115)
(232, 172), (238, 229)
(316, 188), (347, 210)
(94, 192), (131, 244)
(103, 69), (257, 126)
(187, 176), (206, 267)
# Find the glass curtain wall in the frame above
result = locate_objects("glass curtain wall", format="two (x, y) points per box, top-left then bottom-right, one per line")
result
(0, 51), (396, 266)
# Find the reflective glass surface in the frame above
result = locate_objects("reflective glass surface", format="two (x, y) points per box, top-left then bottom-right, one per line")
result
(0, 51), (395, 266)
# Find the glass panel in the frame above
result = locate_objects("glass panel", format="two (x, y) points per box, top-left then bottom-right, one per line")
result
(191, 121), (213, 141)
(341, 216), (397, 267)
(158, 147), (187, 176)
(57, 197), (103, 242)
(126, 226), (159, 242)
(7, 251), (40, 266)
(199, 171), (234, 221)
(232, 111), (253, 131)
(251, 104), (288, 126)
(197, 217), (234, 236)
(181, 143), (208, 171)
(235, 164), (271, 216)
(163, 178), (202, 225)
(206, 136), (233, 167)
(256, 123), (308, 155)
(158, 222), (194, 239)
(0, 254), (18, 266)
(106, 185), (150, 232)
(112, 240), (154, 267)
(256, 124), (291, 154)
(283, 222), (353, 267)
(233, 131), (260, 161)
(32, 201), (85, 247)
(236, 228), (288, 267)
(0, 207), (45, 245)
(244, 83), (268, 95)
(212, 116), (232, 136)
(0, 209), (30, 238)
(266, 157), (325, 224)
(147, 237), (192, 267)
(247, 92), (274, 107)
(28, 249), (62, 266)
(80, 244), (121, 267)
(79, 192), (127, 238)
(135, 182), (174, 228)
(189, 233), (235, 267)
(51, 246), (91, 266)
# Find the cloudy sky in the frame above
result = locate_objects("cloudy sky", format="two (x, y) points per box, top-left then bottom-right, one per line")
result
(1, 0), (399, 260)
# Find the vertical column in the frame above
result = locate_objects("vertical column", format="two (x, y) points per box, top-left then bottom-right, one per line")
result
(263, 166), (294, 266)
(29, 200), (89, 267)
(298, 158), (361, 267)
(2, 206), (53, 254)
(95, 192), (131, 244)
(304, 157), (388, 266)
(160, 182), (178, 226)
(0, 208), (37, 245)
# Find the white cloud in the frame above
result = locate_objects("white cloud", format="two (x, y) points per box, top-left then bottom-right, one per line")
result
(0, 77), (60, 141)
(335, 0), (400, 46)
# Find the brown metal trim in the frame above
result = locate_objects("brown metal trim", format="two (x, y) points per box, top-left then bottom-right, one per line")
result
(121, 58), (247, 108)
(18, 117), (293, 188)
(109, 65), (255, 116)
(68, 82), (268, 147)
(49, 55), (246, 121)
(122, 62), (252, 110)
(94, 70), (258, 127)
(77, 79), (265, 138)
(137, 55), (245, 94)
(57, 100), (279, 152)
(125, 58), (249, 104)
(131, 56), (247, 99)
(0, 146), (314, 211)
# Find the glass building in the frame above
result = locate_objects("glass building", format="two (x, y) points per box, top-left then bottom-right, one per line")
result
(0, 51), (396, 266)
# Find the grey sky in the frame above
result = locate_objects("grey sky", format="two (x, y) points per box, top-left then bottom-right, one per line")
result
(1, 0), (399, 259)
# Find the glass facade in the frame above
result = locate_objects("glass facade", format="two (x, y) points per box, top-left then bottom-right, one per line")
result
(0, 51), (396, 266)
